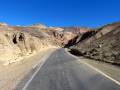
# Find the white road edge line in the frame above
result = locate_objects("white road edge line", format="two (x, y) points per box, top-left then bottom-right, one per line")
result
(32, 55), (44, 69)
(33, 48), (59, 69)
(22, 51), (52, 90)
(81, 60), (120, 86)
(65, 49), (120, 86)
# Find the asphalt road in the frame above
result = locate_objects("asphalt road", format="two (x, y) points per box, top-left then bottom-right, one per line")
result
(20, 48), (120, 90)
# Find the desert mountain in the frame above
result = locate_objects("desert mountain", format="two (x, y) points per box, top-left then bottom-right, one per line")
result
(68, 22), (120, 65)
(0, 22), (120, 65)
(0, 23), (87, 65)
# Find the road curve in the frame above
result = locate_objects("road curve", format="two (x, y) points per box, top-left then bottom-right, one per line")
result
(18, 48), (120, 90)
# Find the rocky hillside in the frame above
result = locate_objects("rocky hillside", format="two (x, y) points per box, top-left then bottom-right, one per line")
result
(0, 24), (57, 65)
(68, 22), (120, 65)
(1, 22), (120, 65)
(0, 23), (88, 65)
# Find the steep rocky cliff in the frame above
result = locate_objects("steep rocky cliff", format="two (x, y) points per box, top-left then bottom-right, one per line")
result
(0, 24), (56, 65)
(68, 22), (120, 65)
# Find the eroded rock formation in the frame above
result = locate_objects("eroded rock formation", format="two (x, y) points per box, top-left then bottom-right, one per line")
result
(0, 24), (55, 65)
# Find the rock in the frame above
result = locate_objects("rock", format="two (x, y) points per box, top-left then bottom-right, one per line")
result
(0, 28), (54, 65)
(68, 22), (120, 65)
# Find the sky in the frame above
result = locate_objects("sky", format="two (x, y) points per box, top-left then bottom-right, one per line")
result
(0, 0), (120, 27)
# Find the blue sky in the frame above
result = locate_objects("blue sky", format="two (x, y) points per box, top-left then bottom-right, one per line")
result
(0, 0), (120, 27)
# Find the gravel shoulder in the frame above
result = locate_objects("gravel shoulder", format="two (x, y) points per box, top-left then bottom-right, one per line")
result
(0, 47), (57, 90)
(66, 48), (120, 83)
(76, 57), (120, 82)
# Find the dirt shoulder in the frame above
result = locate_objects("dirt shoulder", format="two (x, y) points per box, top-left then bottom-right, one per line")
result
(66, 48), (120, 83)
(77, 57), (120, 82)
(0, 48), (57, 90)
